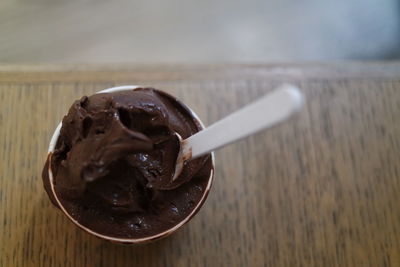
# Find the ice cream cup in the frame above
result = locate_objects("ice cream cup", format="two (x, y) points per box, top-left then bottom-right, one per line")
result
(46, 85), (215, 244)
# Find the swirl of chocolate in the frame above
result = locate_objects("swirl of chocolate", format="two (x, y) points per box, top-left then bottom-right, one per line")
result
(42, 88), (212, 238)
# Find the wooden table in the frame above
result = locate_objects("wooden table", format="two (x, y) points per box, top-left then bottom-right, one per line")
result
(1, 63), (400, 267)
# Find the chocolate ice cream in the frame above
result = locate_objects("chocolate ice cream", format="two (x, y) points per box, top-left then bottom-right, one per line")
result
(42, 88), (212, 239)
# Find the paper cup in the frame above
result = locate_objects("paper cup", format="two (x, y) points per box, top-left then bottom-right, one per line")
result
(46, 85), (215, 244)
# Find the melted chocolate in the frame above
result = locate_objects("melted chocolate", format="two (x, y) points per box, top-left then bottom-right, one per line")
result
(42, 88), (212, 238)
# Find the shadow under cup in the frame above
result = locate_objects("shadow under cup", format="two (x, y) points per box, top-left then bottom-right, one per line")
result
(45, 85), (215, 244)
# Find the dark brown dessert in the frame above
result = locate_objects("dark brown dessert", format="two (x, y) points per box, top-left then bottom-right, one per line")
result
(42, 88), (212, 239)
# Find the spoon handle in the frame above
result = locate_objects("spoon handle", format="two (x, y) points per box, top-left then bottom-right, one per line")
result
(185, 84), (304, 158)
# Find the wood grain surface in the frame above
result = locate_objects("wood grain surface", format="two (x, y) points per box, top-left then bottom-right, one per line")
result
(1, 63), (400, 267)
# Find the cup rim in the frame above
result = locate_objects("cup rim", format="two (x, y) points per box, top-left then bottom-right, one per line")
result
(47, 85), (215, 244)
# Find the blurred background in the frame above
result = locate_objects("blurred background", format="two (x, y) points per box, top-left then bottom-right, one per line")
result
(0, 0), (399, 63)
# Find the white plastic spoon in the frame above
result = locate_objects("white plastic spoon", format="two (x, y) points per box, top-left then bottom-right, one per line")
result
(172, 84), (304, 181)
